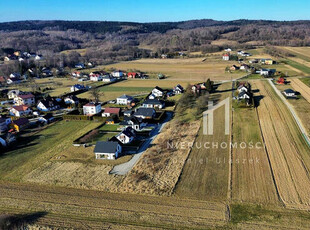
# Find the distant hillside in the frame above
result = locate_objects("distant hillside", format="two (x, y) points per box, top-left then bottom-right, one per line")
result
(0, 19), (309, 64)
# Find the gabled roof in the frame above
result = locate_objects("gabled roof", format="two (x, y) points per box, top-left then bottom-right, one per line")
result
(12, 105), (30, 112)
(143, 98), (165, 105)
(39, 97), (58, 108)
(120, 127), (136, 138)
(174, 84), (184, 91)
(94, 141), (119, 154)
(13, 118), (29, 126)
(117, 94), (133, 100)
(153, 86), (164, 92)
(120, 116), (141, 125)
(18, 93), (34, 99)
(104, 107), (121, 114)
(283, 89), (295, 94)
(84, 102), (100, 107)
(238, 91), (252, 98)
(134, 107), (155, 117)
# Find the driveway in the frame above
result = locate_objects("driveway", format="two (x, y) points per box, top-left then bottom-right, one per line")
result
(109, 112), (173, 175)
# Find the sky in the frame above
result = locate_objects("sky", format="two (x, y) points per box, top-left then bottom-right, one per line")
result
(0, 0), (309, 23)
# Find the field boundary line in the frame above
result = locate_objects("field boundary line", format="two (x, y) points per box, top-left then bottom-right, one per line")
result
(267, 79), (310, 148)
(253, 82), (285, 207)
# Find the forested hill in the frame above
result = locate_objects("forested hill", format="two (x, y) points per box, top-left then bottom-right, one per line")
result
(0, 19), (309, 33)
(0, 19), (310, 64)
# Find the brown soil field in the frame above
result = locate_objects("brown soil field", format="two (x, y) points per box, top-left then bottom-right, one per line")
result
(291, 78), (310, 104)
(101, 58), (245, 82)
(0, 182), (228, 229)
(231, 104), (279, 205)
(174, 83), (232, 201)
(118, 120), (201, 196)
(254, 81), (310, 210)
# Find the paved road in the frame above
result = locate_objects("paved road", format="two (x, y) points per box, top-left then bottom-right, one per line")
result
(109, 112), (173, 175)
(267, 79), (310, 147)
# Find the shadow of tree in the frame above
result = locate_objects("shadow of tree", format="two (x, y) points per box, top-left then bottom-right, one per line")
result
(0, 211), (48, 229)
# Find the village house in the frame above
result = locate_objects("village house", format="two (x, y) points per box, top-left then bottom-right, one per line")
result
(257, 69), (276, 77)
(90, 74), (103, 82)
(10, 118), (29, 132)
(224, 48), (232, 52)
(142, 98), (165, 109)
(37, 97), (60, 112)
(64, 95), (79, 105)
(10, 73), (21, 79)
(102, 107), (121, 117)
(238, 91), (252, 100)
(83, 102), (102, 115)
(191, 84), (202, 94)
(10, 105), (32, 117)
(75, 63), (85, 69)
(102, 75), (116, 82)
(283, 89), (297, 98)
(151, 86), (164, 97)
(237, 84), (250, 93)
(134, 107), (156, 119)
(240, 64), (250, 70)
(71, 84), (86, 92)
(116, 94), (134, 105)
(111, 70), (124, 78)
(230, 65), (240, 71)
(120, 116), (144, 131)
(72, 71), (82, 78)
(35, 55), (43, 60)
(14, 93), (35, 106)
(123, 110), (133, 117)
(0, 117), (11, 134)
(173, 84), (184, 94)
(249, 59), (259, 64)
(115, 127), (136, 144)
(7, 90), (20, 99)
(7, 78), (21, 85)
(94, 141), (122, 160)
(38, 113), (55, 124)
(222, 53), (230, 61)
(127, 72), (140, 78)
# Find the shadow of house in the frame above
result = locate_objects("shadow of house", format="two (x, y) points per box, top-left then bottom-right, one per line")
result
(0, 211), (48, 230)
(253, 95), (264, 107)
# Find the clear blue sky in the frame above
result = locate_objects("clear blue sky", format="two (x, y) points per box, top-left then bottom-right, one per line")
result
(0, 0), (309, 23)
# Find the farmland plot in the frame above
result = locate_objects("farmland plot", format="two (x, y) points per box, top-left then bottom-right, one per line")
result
(290, 78), (310, 104)
(231, 105), (279, 204)
(254, 81), (310, 209)
(174, 83), (232, 201)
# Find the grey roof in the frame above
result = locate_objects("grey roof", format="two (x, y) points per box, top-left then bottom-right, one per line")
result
(121, 127), (136, 138)
(94, 141), (119, 154)
(120, 116), (141, 125)
(118, 94), (133, 100)
(134, 108), (155, 117)
(153, 86), (164, 92)
(284, 89), (295, 94)
(143, 98), (164, 105)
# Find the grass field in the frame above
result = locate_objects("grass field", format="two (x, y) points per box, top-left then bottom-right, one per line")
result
(231, 103), (279, 205)
(300, 77), (310, 87)
(254, 80), (310, 209)
(174, 83), (232, 201)
(0, 121), (100, 182)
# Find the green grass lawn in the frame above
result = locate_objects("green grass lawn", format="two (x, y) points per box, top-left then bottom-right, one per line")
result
(300, 77), (310, 87)
(99, 124), (121, 132)
(0, 121), (100, 182)
(283, 59), (310, 75)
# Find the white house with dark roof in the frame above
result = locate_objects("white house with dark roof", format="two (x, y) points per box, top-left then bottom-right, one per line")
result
(116, 94), (133, 105)
(94, 141), (122, 160)
(151, 86), (164, 97)
(142, 98), (165, 109)
(116, 127), (136, 144)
